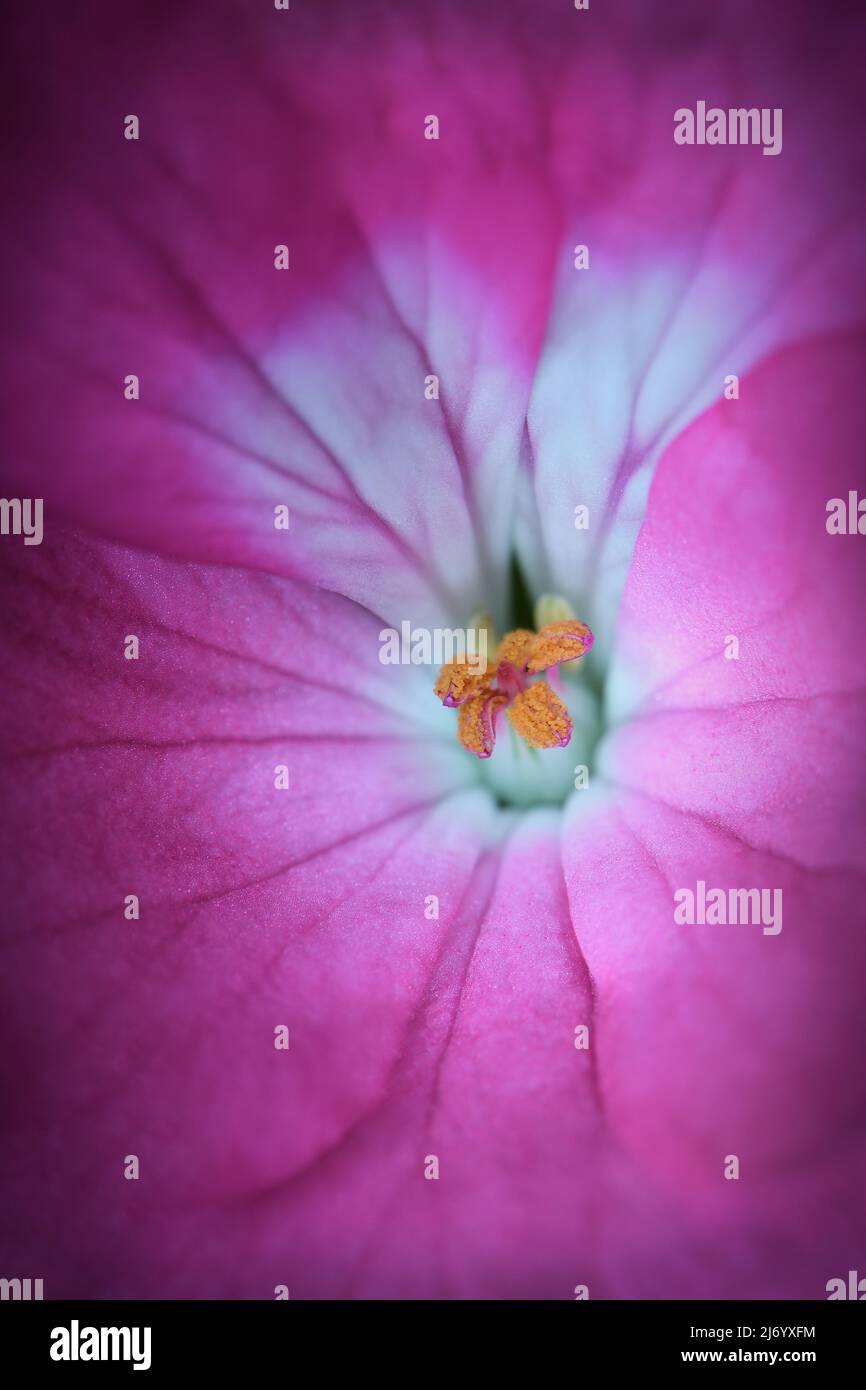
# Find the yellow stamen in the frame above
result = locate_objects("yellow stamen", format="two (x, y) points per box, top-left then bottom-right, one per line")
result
(434, 661), (489, 706)
(526, 619), (593, 673)
(507, 681), (573, 749)
(494, 628), (536, 669)
(434, 609), (592, 760)
(458, 691), (506, 758)
(533, 593), (576, 630)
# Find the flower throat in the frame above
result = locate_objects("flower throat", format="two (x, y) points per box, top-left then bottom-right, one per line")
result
(433, 555), (594, 761)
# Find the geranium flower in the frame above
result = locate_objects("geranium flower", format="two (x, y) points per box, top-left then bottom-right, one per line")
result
(1, 0), (865, 1301)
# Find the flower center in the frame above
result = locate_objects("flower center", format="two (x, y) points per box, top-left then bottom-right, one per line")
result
(433, 593), (601, 807)
(482, 668), (602, 809)
(434, 618), (593, 755)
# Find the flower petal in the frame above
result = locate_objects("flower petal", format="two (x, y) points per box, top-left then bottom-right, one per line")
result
(7, 1), (862, 640)
(561, 334), (866, 1281)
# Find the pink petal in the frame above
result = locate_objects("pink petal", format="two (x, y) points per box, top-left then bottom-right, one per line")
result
(562, 335), (866, 1292)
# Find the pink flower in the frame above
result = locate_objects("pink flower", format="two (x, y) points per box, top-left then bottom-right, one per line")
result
(1, 0), (865, 1300)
